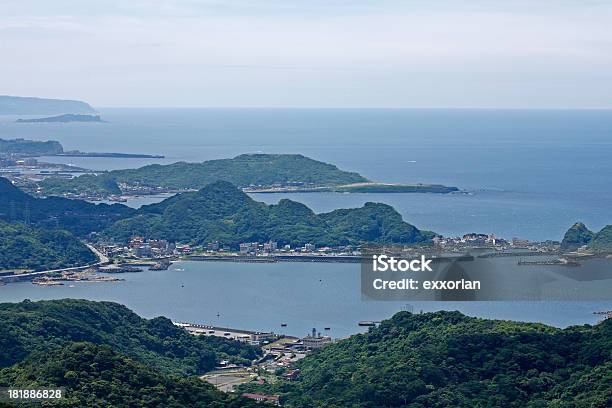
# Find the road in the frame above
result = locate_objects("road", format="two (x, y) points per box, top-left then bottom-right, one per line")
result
(0, 243), (109, 282)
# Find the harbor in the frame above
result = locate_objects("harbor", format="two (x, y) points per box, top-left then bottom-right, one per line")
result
(2, 260), (610, 339)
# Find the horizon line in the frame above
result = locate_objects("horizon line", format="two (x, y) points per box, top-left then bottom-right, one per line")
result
(92, 105), (612, 110)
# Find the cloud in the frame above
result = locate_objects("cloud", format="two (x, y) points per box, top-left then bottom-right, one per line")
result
(0, 1), (611, 107)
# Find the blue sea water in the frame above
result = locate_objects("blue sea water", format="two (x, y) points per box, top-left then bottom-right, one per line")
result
(1, 108), (611, 332)
(2, 108), (611, 240)
(0, 261), (609, 338)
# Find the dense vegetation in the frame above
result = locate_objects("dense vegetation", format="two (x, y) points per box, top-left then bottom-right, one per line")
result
(41, 173), (122, 196)
(560, 222), (594, 251)
(242, 311), (612, 407)
(0, 299), (263, 407)
(0, 221), (96, 271)
(589, 225), (612, 253)
(0, 138), (63, 155)
(0, 177), (134, 236)
(0, 343), (261, 408)
(102, 181), (433, 247)
(40, 154), (369, 196)
(561, 222), (612, 253)
(0, 299), (260, 375)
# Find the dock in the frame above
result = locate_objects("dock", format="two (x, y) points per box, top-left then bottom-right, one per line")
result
(173, 322), (294, 344)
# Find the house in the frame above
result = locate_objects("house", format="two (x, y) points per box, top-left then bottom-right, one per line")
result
(241, 393), (281, 406)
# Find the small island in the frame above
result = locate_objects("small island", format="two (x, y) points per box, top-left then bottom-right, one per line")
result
(57, 151), (165, 159)
(16, 114), (104, 123)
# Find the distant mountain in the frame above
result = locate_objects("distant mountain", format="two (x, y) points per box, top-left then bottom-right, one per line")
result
(0, 220), (96, 271)
(0, 95), (96, 115)
(561, 222), (594, 251)
(16, 113), (103, 123)
(0, 177), (134, 236)
(242, 311), (612, 407)
(103, 180), (433, 247)
(0, 299), (262, 407)
(0, 137), (63, 155)
(40, 153), (369, 197)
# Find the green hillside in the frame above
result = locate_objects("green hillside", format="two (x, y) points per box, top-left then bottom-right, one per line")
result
(0, 342), (261, 408)
(560, 222), (594, 251)
(0, 221), (96, 271)
(0, 299), (260, 375)
(561, 222), (612, 253)
(0, 177), (134, 236)
(103, 181), (433, 247)
(589, 225), (612, 253)
(0, 299), (263, 407)
(0, 138), (63, 155)
(40, 153), (369, 196)
(241, 311), (612, 407)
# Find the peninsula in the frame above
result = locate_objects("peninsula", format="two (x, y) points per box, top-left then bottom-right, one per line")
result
(1, 137), (164, 162)
(0, 95), (96, 115)
(0, 138), (63, 155)
(36, 153), (459, 199)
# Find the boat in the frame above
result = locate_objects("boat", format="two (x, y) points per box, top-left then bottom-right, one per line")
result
(281, 323), (287, 327)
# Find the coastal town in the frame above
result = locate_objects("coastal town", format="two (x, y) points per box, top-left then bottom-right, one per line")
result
(92, 231), (564, 264)
(0, 230), (572, 288)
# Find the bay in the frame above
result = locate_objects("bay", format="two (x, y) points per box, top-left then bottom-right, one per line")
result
(1, 261), (609, 338)
(2, 108), (612, 331)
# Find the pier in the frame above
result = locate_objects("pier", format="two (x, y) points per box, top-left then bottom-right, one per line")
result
(173, 322), (295, 344)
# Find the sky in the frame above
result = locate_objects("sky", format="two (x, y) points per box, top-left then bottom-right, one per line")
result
(1, 0), (611, 108)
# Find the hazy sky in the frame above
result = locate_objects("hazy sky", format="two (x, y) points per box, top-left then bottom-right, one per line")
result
(1, 0), (611, 108)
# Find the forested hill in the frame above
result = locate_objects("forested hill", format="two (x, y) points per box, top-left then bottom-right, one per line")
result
(0, 177), (134, 236)
(0, 95), (96, 115)
(0, 299), (263, 407)
(561, 222), (612, 253)
(103, 180), (433, 247)
(0, 138), (63, 155)
(0, 221), (96, 271)
(39, 153), (369, 196)
(242, 311), (612, 407)
(0, 343), (261, 408)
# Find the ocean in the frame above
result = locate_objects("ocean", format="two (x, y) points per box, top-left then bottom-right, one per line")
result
(1, 108), (611, 333)
(3, 107), (611, 240)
